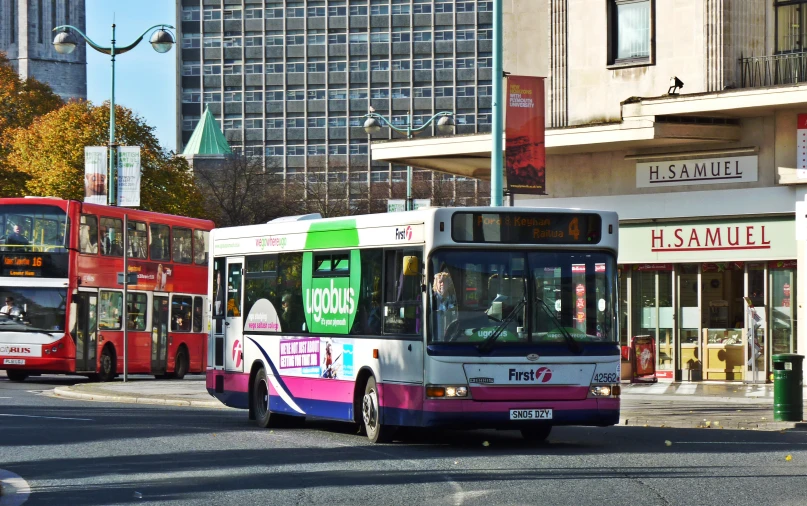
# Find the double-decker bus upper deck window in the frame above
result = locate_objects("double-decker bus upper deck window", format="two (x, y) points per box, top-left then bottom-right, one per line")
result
(0, 204), (69, 278)
(150, 223), (171, 261)
(128, 221), (148, 259)
(100, 217), (123, 256)
(126, 292), (148, 331)
(173, 227), (193, 264)
(451, 212), (602, 244)
(193, 229), (209, 265)
(79, 215), (99, 254)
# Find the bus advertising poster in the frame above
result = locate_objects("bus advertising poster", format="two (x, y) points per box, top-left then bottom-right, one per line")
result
(505, 75), (546, 195)
(631, 335), (658, 383)
(84, 146), (108, 205)
(126, 261), (173, 291)
(278, 336), (354, 380)
(117, 146), (141, 207)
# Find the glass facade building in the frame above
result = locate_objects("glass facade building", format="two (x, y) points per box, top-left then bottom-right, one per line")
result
(176, 0), (493, 209)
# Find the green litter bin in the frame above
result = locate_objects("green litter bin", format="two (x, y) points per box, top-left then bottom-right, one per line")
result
(772, 354), (804, 422)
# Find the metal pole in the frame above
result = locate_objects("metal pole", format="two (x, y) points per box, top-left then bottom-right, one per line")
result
(109, 23), (117, 207)
(122, 214), (128, 382)
(406, 113), (412, 211)
(490, 0), (504, 207)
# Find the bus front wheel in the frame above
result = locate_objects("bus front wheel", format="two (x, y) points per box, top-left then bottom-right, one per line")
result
(6, 370), (27, 382)
(521, 425), (552, 443)
(362, 376), (395, 443)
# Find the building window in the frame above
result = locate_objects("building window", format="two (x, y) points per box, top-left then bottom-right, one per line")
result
(10, 0), (16, 43)
(182, 33), (200, 49)
(608, 0), (653, 66)
(776, 1), (807, 53)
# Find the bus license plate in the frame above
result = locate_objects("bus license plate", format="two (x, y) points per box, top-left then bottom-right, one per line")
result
(510, 409), (552, 420)
(3, 359), (25, 365)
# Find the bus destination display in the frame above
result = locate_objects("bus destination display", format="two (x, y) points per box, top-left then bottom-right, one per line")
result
(452, 212), (602, 245)
(0, 253), (66, 278)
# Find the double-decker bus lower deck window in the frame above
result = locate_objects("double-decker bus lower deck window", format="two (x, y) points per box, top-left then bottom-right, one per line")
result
(99, 291), (123, 330)
(171, 295), (193, 331)
(126, 292), (148, 330)
(193, 296), (203, 332)
(428, 250), (617, 345)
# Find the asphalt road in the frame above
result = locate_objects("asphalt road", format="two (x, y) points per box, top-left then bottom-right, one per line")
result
(2, 375), (807, 506)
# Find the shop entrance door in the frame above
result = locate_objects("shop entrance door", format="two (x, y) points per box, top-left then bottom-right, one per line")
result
(676, 264), (701, 381)
(630, 265), (674, 379)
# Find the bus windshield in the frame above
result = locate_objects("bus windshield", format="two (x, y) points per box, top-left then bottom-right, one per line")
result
(0, 287), (68, 333)
(429, 249), (618, 346)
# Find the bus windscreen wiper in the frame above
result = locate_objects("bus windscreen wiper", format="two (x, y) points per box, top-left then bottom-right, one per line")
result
(479, 297), (525, 352)
(536, 297), (582, 354)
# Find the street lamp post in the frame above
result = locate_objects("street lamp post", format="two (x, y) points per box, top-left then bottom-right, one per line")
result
(53, 23), (175, 207)
(491, 0), (504, 207)
(363, 111), (455, 211)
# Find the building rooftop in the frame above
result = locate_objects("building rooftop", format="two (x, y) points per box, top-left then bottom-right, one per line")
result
(182, 107), (232, 157)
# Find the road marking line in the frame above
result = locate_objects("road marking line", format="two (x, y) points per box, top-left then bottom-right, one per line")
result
(640, 384), (672, 394)
(0, 414), (93, 421)
(674, 384), (697, 395)
(676, 442), (807, 445)
(0, 468), (31, 506)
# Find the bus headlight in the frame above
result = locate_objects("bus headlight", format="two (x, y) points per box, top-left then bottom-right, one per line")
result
(426, 385), (469, 399)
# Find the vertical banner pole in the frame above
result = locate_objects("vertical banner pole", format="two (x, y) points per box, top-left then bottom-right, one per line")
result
(490, 0), (504, 207)
(123, 214), (128, 382)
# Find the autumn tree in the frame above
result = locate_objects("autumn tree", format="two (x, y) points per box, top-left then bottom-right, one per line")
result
(4, 100), (205, 217)
(0, 51), (64, 196)
(194, 154), (299, 226)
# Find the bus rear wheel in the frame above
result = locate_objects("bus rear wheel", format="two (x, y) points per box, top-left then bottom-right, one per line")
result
(362, 376), (395, 443)
(253, 368), (274, 428)
(172, 348), (189, 380)
(6, 370), (28, 382)
(521, 425), (552, 443)
(98, 345), (116, 382)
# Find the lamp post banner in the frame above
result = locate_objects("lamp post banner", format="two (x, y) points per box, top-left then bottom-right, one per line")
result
(505, 76), (546, 195)
(117, 146), (141, 207)
(84, 146), (108, 205)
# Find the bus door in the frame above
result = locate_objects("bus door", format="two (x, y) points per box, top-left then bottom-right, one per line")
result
(225, 257), (244, 373)
(151, 295), (169, 374)
(72, 291), (98, 373)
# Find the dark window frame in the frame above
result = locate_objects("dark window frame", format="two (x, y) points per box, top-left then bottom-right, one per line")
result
(775, 0), (807, 54)
(606, 0), (655, 68)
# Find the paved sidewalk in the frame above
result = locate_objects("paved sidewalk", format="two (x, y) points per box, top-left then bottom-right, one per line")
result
(52, 378), (229, 409)
(47, 377), (807, 431)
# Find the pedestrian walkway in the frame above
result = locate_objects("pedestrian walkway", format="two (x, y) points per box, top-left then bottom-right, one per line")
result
(51, 378), (228, 409)
(621, 381), (807, 403)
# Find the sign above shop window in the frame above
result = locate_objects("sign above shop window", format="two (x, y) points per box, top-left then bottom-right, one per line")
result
(636, 155), (758, 188)
(619, 217), (795, 263)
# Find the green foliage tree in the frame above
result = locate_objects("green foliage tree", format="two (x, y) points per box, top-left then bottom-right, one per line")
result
(4, 100), (205, 217)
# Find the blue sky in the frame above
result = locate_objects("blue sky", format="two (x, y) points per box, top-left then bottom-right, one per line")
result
(86, 1), (177, 152)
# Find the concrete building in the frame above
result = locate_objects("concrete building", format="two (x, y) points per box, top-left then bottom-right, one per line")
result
(1, 0), (87, 101)
(374, 0), (807, 382)
(174, 0), (494, 212)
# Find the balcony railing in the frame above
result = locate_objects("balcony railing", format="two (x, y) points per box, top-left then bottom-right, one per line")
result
(740, 52), (807, 88)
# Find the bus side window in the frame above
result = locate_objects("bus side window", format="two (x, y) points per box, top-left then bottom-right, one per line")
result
(99, 217), (123, 256)
(173, 227), (193, 264)
(79, 215), (99, 254)
(350, 249), (383, 336)
(193, 296), (203, 332)
(171, 295), (193, 332)
(128, 221), (148, 259)
(149, 223), (171, 261)
(383, 248), (423, 335)
(126, 292), (148, 331)
(193, 229), (209, 265)
(99, 290), (122, 330)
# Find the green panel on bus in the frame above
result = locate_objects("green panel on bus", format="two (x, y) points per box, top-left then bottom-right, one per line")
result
(304, 220), (360, 250)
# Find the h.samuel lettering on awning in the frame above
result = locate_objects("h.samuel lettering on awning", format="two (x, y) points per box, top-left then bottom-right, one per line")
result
(619, 217), (795, 263)
(636, 155), (758, 188)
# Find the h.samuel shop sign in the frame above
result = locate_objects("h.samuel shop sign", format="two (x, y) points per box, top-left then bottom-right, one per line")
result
(619, 217), (795, 263)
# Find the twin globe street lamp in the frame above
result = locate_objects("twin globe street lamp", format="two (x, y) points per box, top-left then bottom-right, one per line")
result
(363, 111), (455, 211)
(53, 23), (175, 206)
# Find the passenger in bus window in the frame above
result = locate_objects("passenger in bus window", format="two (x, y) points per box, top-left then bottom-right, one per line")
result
(6, 224), (29, 248)
(433, 271), (457, 339)
(280, 293), (305, 332)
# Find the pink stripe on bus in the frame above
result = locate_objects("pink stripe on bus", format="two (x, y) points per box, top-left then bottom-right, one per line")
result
(206, 371), (250, 392)
(378, 383), (424, 410)
(469, 386), (589, 401)
(281, 376), (356, 402)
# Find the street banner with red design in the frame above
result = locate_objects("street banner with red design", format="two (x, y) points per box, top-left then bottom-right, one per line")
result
(631, 335), (658, 383)
(506, 76), (546, 195)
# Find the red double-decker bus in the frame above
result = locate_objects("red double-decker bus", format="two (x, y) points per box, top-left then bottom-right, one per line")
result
(0, 197), (214, 382)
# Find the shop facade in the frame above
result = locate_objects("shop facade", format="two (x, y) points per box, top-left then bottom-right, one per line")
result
(617, 216), (797, 382)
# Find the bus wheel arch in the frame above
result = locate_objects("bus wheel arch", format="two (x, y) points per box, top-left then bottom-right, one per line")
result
(353, 367), (375, 427)
(98, 343), (117, 382)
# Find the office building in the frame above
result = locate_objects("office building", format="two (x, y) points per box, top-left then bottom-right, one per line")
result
(175, 0), (492, 211)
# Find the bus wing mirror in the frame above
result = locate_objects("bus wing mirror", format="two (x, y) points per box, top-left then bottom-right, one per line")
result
(403, 256), (419, 276)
